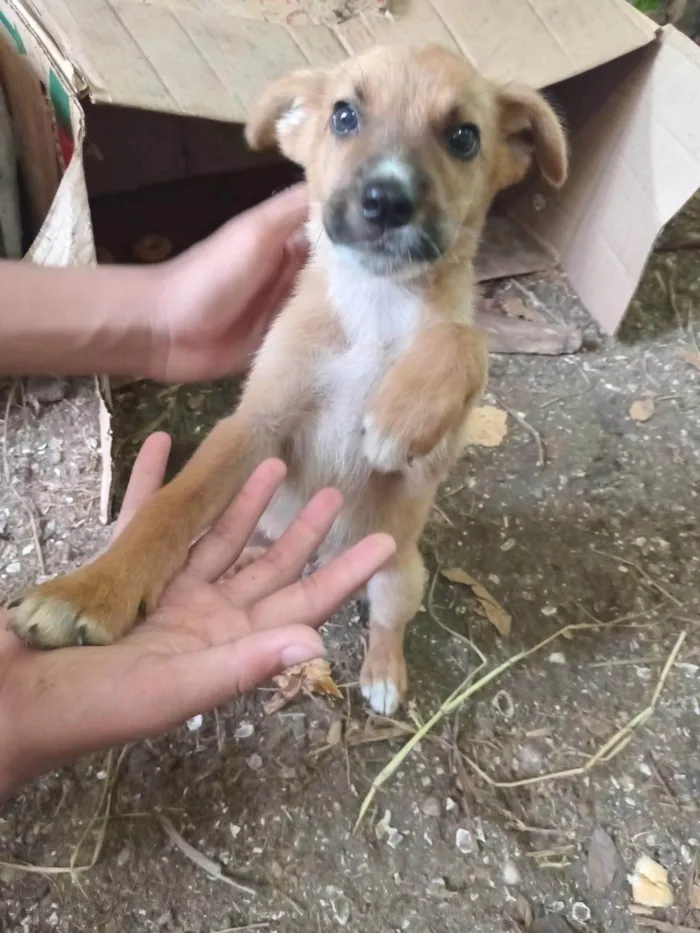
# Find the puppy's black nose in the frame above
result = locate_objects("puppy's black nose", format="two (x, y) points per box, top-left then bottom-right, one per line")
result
(361, 180), (415, 230)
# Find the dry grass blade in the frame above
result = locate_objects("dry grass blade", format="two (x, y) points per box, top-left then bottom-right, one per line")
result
(354, 626), (687, 831)
(159, 816), (256, 896)
(0, 748), (126, 877)
(459, 631), (687, 790)
(210, 925), (270, 933)
(590, 548), (682, 607)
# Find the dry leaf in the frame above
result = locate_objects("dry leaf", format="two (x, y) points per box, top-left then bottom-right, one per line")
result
(691, 883), (700, 910)
(588, 826), (620, 892)
(441, 567), (512, 638)
(629, 398), (655, 423)
(500, 294), (547, 325)
(264, 659), (342, 714)
(464, 406), (508, 448)
(681, 349), (700, 371)
(628, 854), (675, 908)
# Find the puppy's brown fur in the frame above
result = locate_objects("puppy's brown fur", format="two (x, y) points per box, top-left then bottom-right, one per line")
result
(12, 44), (567, 715)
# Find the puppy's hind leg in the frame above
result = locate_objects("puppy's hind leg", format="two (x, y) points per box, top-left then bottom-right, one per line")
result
(360, 546), (425, 716)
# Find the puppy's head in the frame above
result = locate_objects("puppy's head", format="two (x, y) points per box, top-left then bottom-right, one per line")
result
(246, 44), (567, 278)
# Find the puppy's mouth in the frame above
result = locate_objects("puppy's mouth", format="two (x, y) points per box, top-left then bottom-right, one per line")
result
(323, 212), (446, 276)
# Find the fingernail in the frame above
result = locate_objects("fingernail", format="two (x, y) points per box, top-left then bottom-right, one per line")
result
(281, 640), (325, 668)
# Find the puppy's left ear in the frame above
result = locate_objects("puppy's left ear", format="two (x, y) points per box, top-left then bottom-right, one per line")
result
(494, 85), (568, 191)
(245, 69), (326, 166)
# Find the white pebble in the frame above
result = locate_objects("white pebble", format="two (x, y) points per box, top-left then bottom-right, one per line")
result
(548, 652), (566, 665)
(186, 714), (203, 731)
(234, 722), (255, 741)
(572, 902), (591, 923)
(5, 561), (21, 574)
(455, 828), (475, 855)
(502, 860), (520, 886)
(541, 604), (557, 617)
(247, 754), (263, 771)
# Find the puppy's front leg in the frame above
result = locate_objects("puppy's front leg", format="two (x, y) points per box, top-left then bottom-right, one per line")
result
(11, 410), (276, 648)
(10, 310), (317, 650)
(361, 546), (425, 716)
(363, 322), (487, 473)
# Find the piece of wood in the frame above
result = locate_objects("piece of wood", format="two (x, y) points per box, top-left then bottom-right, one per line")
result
(475, 305), (583, 356)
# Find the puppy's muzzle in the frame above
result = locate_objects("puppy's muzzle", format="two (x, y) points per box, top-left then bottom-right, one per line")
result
(361, 178), (415, 231)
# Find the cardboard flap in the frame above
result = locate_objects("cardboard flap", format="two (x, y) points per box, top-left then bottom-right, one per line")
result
(19, 0), (656, 121)
(512, 26), (700, 335)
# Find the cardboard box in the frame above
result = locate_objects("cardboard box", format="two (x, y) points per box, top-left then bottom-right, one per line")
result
(2, 0), (700, 516)
(2, 0), (700, 335)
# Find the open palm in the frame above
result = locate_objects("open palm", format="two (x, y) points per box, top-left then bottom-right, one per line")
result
(0, 434), (394, 797)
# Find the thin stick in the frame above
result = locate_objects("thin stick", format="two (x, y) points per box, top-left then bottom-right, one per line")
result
(492, 392), (545, 467)
(426, 570), (488, 662)
(354, 625), (686, 830)
(159, 816), (256, 897)
(2, 382), (46, 577)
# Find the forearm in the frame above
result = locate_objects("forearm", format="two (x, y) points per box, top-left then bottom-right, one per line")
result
(0, 260), (163, 377)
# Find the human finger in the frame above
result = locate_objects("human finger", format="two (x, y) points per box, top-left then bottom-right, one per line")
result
(185, 459), (287, 581)
(223, 488), (343, 605)
(248, 533), (396, 631)
(111, 433), (172, 540)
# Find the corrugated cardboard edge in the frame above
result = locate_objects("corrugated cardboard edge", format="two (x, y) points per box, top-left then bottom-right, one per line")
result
(23, 0), (657, 122)
(511, 25), (700, 335)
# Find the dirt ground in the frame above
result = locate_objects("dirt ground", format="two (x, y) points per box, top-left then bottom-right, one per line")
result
(1, 184), (700, 933)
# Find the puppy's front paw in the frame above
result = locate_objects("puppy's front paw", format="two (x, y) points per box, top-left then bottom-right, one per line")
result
(10, 567), (143, 649)
(360, 640), (407, 716)
(361, 414), (409, 474)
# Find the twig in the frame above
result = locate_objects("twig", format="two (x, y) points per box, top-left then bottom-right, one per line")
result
(354, 625), (686, 830)
(159, 816), (256, 897)
(2, 382), (46, 577)
(508, 279), (561, 323)
(492, 392), (545, 467)
(590, 548), (682, 606)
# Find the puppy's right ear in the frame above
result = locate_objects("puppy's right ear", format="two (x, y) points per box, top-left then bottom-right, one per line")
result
(245, 70), (326, 166)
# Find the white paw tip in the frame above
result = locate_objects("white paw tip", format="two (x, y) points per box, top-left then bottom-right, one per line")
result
(362, 680), (400, 716)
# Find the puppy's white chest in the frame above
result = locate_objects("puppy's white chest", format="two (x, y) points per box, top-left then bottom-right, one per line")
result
(312, 269), (421, 480)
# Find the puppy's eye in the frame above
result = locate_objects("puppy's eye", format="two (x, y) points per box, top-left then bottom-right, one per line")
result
(331, 101), (359, 137)
(446, 123), (480, 161)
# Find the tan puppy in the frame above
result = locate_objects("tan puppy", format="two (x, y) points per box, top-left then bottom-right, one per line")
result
(11, 44), (567, 715)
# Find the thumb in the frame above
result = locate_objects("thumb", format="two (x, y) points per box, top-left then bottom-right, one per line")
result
(152, 625), (325, 726)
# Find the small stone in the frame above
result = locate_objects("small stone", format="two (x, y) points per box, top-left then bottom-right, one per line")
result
(326, 886), (351, 926)
(421, 796), (441, 818)
(186, 714), (203, 731)
(234, 722), (254, 741)
(548, 652), (566, 664)
(5, 561), (21, 574)
(247, 754), (263, 771)
(541, 604), (558, 617)
(455, 827), (475, 855)
(326, 720), (343, 746)
(445, 798), (458, 812)
(116, 846), (131, 867)
(571, 902), (591, 923)
(502, 860), (520, 886)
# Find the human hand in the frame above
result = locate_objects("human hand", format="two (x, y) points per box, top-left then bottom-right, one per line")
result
(147, 185), (309, 381)
(0, 433), (395, 798)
